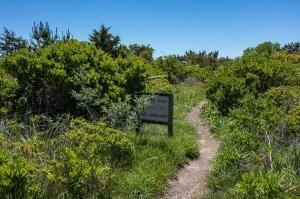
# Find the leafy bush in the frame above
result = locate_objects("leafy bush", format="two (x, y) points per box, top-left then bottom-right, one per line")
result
(145, 78), (175, 93)
(67, 118), (133, 166)
(235, 171), (283, 198)
(203, 42), (300, 198)
(0, 69), (18, 116)
(103, 95), (151, 132)
(206, 66), (246, 115)
(0, 117), (133, 198)
(1, 40), (147, 116)
(206, 42), (300, 115)
(154, 55), (185, 83)
(0, 150), (35, 198)
(284, 105), (300, 134)
(230, 94), (284, 134)
(266, 86), (300, 112)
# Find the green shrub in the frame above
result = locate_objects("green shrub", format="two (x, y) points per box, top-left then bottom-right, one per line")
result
(103, 95), (150, 132)
(145, 78), (174, 93)
(154, 55), (185, 83)
(49, 147), (110, 198)
(67, 118), (133, 167)
(0, 117), (133, 198)
(0, 69), (18, 116)
(206, 67), (246, 115)
(186, 66), (212, 83)
(0, 150), (35, 198)
(266, 86), (300, 112)
(206, 42), (300, 115)
(235, 170), (283, 198)
(203, 42), (300, 198)
(1, 40), (147, 116)
(284, 105), (300, 134)
(230, 94), (284, 134)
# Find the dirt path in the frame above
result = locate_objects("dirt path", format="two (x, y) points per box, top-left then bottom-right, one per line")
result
(162, 102), (219, 199)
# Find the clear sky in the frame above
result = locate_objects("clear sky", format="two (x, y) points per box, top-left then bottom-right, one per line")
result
(1, 0), (299, 57)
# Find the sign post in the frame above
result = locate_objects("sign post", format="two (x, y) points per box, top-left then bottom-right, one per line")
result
(136, 93), (174, 136)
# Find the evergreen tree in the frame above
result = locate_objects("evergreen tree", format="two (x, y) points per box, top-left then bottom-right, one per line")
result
(283, 42), (300, 53)
(0, 27), (27, 57)
(89, 25), (120, 57)
(30, 21), (72, 49)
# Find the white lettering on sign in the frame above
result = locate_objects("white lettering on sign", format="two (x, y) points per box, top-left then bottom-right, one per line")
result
(140, 95), (170, 123)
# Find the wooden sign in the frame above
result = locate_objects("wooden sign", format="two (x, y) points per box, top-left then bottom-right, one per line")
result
(136, 93), (174, 136)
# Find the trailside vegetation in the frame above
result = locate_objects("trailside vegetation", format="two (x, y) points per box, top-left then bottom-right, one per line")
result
(0, 21), (299, 198)
(0, 22), (207, 198)
(202, 42), (300, 198)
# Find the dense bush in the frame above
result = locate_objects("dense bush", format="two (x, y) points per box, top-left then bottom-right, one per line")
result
(0, 150), (34, 198)
(0, 40), (147, 117)
(154, 55), (185, 83)
(235, 170), (283, 198)
(0, 69), (18, 116)
(145, 78), (175, 93)
(153, 53), (226, 84)
(203, 42), (300, 198)
(206, 42), (300, 115)
(0, 118), (133, 198)
(103, 95), (151, 132)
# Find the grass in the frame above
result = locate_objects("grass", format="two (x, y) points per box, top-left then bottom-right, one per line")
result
(109, 81), (205, 198)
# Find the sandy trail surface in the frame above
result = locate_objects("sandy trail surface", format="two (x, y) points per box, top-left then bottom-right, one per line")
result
(162, 102), (219, 199)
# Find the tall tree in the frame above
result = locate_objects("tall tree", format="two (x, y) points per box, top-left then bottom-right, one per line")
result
(31, 22), (56, 49)
(30, 21), (71, 49)
(89, 25), (120, 57)
(0, 27), (27, 57)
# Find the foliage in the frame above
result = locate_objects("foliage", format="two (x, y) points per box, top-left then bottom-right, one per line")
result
(103, 95), (151, 132)
(154, 55), (185, 83)
(1, 40), (146, 117)
(0, 83), (205, 198)
(0, 28), (27, 57)
(153, 50), (229, 85)
(128, 44), (154, 62)
(284, 105), (300, 134)
(282, 42), (300, 53)
(0, 118), (133, 198)
(109, 83), (205, 198)
(266, 86), (300, 112)
(180, 50), (220, 69)
(145, 78), (175, 93)
(235, 171), (283, 198)
(203, 42), (300, 198)
(206, 42), (300, 115)
(0, 69), (18, 116)
(0, 150), (34, 198)
(0, 114), (72, 138)
(89, 25), (121, 57)
(30, 21), (72, 50)
(0, 22), (71, 58)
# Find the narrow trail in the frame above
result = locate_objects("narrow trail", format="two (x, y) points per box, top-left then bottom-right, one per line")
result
(162, 102), (219, 199)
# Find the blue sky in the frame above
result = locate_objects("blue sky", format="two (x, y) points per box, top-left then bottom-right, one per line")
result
(1, 0), (299, 57)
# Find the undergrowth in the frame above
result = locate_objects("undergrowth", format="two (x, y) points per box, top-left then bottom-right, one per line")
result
(0, 82), (205, 198)
(201, 43), (300, 198)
